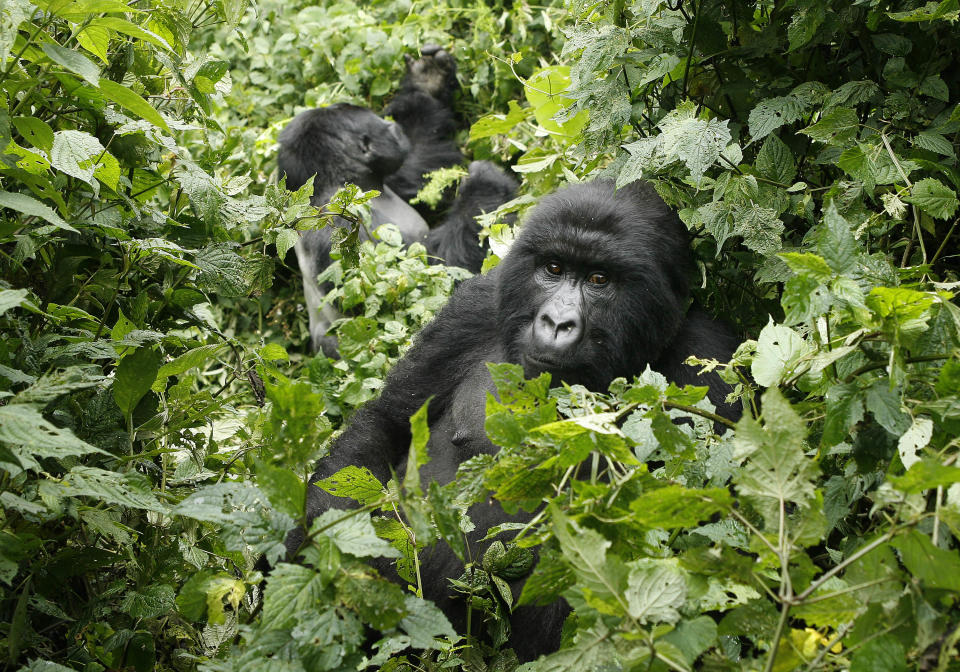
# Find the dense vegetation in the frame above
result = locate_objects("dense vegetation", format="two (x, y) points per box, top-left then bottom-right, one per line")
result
(1, 0), (960, 670)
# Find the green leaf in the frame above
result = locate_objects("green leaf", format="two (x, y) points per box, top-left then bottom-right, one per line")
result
(316, 465), (385, 506)
(731, 203), (783, 255)
(41, 42), (99, 86)
(798, 107), (859, 145)
(551, 503), (628, 616)
(204, 576), (245, 625)
(262, 563), (327, 630)
(624, 560), (686, 624)
(113, 347), (162, 416)
(308, 508), (400, 558)
(12, 116), (54, 152)
(98, 79), (172, 134)
(815, 202), (859, 274)
(75, 23), (110, 63)
(850, 634), (906, 672)
(256, 461), (305, 518)
(59, 466), (166, 511)
(0, 404), (108, 459)
(748, 96), (807, 141)
(176, 571), (213, 622)
(155, 344), (225, 381)
(523, 66), (588, 139)
(906, 177), (959, 219)
(274, 228), (299, 260)
(0, 288), (29, 316)
(50, 130), (106, 187)
(751, 320), (812, 387)
(891, 530), (960, 592)
(891, 457), (960, 493)
(219, 0), (250, 29)
(122, 584), (175, 619)
(88, 17), (172, 51)
(822, 382), (865, 446)
(403, 399), (431, 496)
(629, 485), (732, 529)
(0, 191), (76, 232)
(399, 595), (457, 648)
(469, 100), (530, 142)
(734, 388), (817, 520)
(787, 4), (825, 51)
(755, 134), (796, 184)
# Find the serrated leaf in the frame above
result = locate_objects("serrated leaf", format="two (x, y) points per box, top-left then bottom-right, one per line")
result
(799, 107), (859, 145)
(850, 634), (906, 672)
(50, 130), (105, 187)
(755, 134), (796, 184)
(274, 228), (298, 260)
(625, 561), (686, 624)
(399, 595), (457, 648)
(732, 203), (783, 255)
(122, 584), (175, 619)
(630, 485), (732, 528)
(0, 191), (76, 232)
(98, 79), (171, 134)
(906, 177), (959, 219)
(0, 404), (108, 459)
(309, 508), (399, 558)
(59, 466), (166, 511)
(749, 96), (807, 141)
(41, 42), (99, 86)
(262, 563), (327, 629)
(316, 465), (384, 506)
(914, 131), (955, 157)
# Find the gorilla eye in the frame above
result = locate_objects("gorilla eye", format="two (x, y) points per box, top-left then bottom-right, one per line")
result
(546, 261), (563, 275)
(588, 272), (608, 285)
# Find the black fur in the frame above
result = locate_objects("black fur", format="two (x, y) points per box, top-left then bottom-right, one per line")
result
(427, 160), (518, 272)
(295, 180), (741, 658)
(277, 104), (429, 355)
(383, 45), (463, 214)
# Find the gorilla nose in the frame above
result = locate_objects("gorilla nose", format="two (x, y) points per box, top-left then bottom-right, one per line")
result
(532, 305), (583, 353)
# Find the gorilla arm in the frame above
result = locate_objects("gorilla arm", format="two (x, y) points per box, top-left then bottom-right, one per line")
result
(302, 273), (500, 519)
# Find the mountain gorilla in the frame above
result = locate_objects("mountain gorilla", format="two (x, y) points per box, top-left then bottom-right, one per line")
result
(294, 179), (741, 659)
(383, 44), (463, 216)
(427, 160), (519, 272)
(277, 104), (429, 356)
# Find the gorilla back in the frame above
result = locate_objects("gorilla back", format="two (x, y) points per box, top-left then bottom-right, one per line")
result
(298, 179), (740, 658)
(277, 104), (429, 355)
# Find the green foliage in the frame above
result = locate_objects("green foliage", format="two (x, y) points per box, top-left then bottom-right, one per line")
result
(3, 0), (960, 671)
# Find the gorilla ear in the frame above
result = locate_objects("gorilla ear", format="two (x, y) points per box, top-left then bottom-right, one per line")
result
(404, 53), (414, 68)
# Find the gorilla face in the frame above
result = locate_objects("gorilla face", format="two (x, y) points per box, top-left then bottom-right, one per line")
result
(496, 180), (691, 391)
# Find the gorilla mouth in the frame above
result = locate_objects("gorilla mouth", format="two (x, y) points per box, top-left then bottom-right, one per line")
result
(522, 353), (586, 381)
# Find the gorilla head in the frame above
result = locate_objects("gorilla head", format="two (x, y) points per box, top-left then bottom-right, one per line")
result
(497, 180), (691, 391)
(278, 103), (410, 200)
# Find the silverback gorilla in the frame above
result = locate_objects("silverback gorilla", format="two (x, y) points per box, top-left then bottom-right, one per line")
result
(277, 104), (429, 356)
(294, 180), (741, 659)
